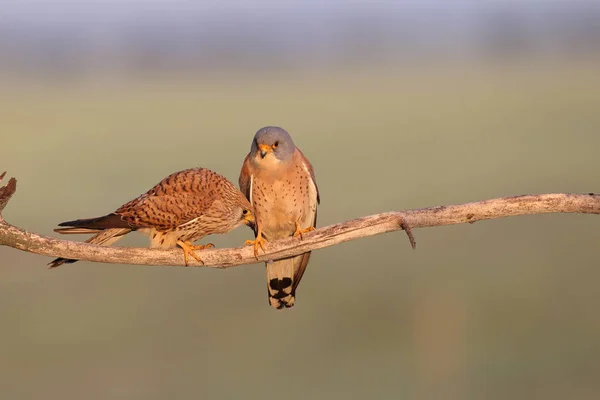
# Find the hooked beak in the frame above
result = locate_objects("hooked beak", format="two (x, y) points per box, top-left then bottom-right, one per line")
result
(258, 144), (272, 159)
(244, 212), (255, 225)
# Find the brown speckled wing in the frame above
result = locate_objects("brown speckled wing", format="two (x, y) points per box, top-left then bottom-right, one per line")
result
(114, 168), (225, 231)
(290, 148), (319, 292)
(238, 154), (258, 235)
(238, 154), (252, 201)
(297, 148), (320, 204)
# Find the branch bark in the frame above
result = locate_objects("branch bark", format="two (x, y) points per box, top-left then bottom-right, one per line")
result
(1, 172), (599, 268)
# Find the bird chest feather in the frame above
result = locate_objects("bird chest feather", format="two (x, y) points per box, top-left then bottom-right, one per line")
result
(250, 165), (317, 240)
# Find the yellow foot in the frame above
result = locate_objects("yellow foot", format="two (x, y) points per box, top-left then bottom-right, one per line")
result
(293, 219), (315, 240)
(177, 241), (214, 266)
(244, 233), (267, 259)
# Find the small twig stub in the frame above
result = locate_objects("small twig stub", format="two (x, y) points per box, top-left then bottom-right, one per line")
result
(0, 172), (17, 214)
(399, 218), (417, 250)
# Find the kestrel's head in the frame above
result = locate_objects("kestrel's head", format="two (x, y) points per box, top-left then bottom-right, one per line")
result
(250, 126), (296, 165)
(220, 192), (255, 233)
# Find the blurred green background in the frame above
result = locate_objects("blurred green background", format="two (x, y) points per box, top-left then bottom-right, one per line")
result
(1, 2), (600, 399)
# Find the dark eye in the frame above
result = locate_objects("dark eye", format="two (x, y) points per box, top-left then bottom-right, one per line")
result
(273, 141), (279, 148)
(242, 209), (249, 215)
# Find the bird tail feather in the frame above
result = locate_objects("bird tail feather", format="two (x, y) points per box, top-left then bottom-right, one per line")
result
(266, 252), (311, 310)
(48, 228), (131, 268)
(56, 213), (131, 230)
(53, 227), (102, 235)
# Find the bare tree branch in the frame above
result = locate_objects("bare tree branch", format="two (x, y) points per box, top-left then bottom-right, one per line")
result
(1, 172), (599, 268)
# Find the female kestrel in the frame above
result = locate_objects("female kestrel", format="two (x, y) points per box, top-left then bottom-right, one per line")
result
(239, 126), (320, 309)
(49, 168), (255, 268)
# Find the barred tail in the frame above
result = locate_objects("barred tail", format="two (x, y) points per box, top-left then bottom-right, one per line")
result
(48, 228), (131, 268)
(266, 258), (295, 309)
(266, 252), (311, 310)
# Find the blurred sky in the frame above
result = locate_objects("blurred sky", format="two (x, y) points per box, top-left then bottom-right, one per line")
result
(3, 1), (597, 27)
(1, 0), (599, 77)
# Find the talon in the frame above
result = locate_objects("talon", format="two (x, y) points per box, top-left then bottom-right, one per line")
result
(293, 219), (315, 240)
(177, 240), (210, 266)
(244, 230), (267, 259)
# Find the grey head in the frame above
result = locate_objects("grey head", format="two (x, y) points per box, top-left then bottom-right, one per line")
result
(250, 126), (296, 162)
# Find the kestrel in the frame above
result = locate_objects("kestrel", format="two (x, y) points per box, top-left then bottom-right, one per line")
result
(49, 168), (255, 268)
(239, 126), (319, 309)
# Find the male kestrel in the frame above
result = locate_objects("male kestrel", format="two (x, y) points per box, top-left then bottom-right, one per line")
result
(49, 168), (255, 268)
(239, 126), (320, 309)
